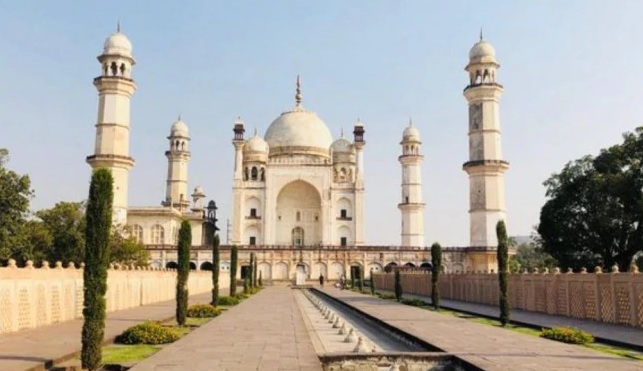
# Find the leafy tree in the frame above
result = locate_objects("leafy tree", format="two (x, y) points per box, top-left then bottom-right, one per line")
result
(230, 246), (238, 296)
(394, 269), (403, 302)
(211, 233), (220, 306)
(81, 168), (113, 370)
(0, 149), (33, 262)
(508, 240), (557, 273)
(36, 201), (86, 265)
(12, 220), (51, 266)
(176, 220), (191, 326)
(109, 225), (150, 266)
(431, 242), (442, 310)
(497, 220), (510, 327)
(539, 128), (643, 271)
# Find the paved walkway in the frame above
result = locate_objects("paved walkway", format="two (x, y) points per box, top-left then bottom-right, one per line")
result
(131, 287), (322, 371)
(320, 288), (643, 371)
(0, 293), (211, 371)
(377, 289), (643, 350)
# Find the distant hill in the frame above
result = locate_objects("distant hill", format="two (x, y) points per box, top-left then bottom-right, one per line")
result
(511, 235), (534, 245)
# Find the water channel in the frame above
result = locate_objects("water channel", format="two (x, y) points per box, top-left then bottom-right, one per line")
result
(295, 288), (475, 371)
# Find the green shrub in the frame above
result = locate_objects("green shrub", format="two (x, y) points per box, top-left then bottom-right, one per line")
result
(401, 298), (427, 307)
(540, 327), (594, 345)
(187, 304), (222, 318)
(249, 286), (261, 294)
(217, 296), (241, 306)
(117, 322), (181, 345)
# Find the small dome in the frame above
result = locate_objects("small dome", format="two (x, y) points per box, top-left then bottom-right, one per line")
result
(469, 39), (496, 61)
(170, 118), (189, 137)
(193, 186), (205, 196)
(244, 133), (269, 153)
(264, 107), (333, 155)
(331, 137), (353, 153)
(403, 123), (421, 141)
(103, 31), (132, 56)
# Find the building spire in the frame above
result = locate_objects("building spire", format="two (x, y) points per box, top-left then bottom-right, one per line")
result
(340, 127), (344, 138)
(479, 27), (483, 41)
(254, 127), (258, 136)
(295, 74), (302, 106)
(409, 117), (413, 127)
(178, 113), (182, 121)
(117, 20), (121, 33)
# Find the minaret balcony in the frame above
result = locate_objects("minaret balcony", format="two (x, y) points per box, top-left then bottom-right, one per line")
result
(462, 159), (510, 172)
(463, 82), (504, 92)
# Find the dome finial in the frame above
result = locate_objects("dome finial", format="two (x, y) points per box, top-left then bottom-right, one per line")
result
(409, 117), (413, 127)
(295, 74), (302, 106)
(340, 128), (344, 138)
(254, 127), (258, 136)
(178, 113), (182, 121)
(117, 20), (121, 33)
(479, 27), (483, 41)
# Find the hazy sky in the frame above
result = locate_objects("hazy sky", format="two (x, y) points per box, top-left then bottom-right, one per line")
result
(1, 1), (642, 246)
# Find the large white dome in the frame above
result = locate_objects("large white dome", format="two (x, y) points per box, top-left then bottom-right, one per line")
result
(264, 107), (333, 156)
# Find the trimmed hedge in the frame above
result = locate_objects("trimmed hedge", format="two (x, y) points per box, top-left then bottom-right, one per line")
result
(187, 304), (222, 318)
(540, 326), (594, 345)
(117, 322), (181, 345)
(218, 296), (241, 306)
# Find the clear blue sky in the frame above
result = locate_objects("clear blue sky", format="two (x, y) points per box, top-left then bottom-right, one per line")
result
(1, 1), (642, 246)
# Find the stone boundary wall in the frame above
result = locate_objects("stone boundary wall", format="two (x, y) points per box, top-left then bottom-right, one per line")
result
(0, 260), (229, 335)
(374, 268), (643, 328)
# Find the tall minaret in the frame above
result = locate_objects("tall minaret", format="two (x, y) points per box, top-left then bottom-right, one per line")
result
(86, 24), (137, 225)
(463, 33), (509, 247)
(353, 119), (366, 246)
(398, 120), (425, 247)
(162, 116), (191, 210)
(231, 117), (246, 245)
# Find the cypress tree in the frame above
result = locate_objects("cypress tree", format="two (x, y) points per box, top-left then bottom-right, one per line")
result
(369, 269), (375, 295)
(431, 242), (442, 310)
(394, 269), (403, 302)
(81, 168), (113, 370)
(211, 233), (220, 306)
(496, 220), (510, 326)
(230, 246), (238, 296)
(253, 255), (258, 288)
(249, 252), (255, 288)
(243, 275), (250, 294)
(258, 270), (263, 287)
(176, 220), (191, 326)
(357, 266), (363, 292)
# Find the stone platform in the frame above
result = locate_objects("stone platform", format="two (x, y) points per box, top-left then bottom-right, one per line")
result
(318, 287), (643, 371)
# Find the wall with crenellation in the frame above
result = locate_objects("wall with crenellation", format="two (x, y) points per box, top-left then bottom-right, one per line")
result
(374, 267), (643, 328)
(0, 260), (229, 336)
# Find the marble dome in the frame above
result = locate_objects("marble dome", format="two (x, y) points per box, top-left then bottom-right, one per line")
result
(244, 133), (269, 153)
(469, 39), (496, 61)
(331, 137), (353, 153)
(170, 118), (189, 137)
(264, 107), (333, 155)
(103, 31), (132, 56)
(402, 123), (420, 141)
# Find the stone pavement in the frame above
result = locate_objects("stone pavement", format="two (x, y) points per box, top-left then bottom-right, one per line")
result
(131, 286), (322, 371)
(320, 287), (643, 371)
(0, 292), (211, 371)
(377, 289), (643, 350)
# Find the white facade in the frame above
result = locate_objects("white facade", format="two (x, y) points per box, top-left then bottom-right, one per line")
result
(231, 77), (366, 248)
(86, 26), (137, 226)
(398, 121), (425, 247)
(463, 35), (509, 247)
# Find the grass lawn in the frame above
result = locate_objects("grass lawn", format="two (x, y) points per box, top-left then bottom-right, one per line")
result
(102, 344), (162, 364)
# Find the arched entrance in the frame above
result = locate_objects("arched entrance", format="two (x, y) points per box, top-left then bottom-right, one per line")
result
(384, 262), (397, 273)
(200, 262), (214, 271)
(276, 180), (322, 246)
(166, 262), (178, 270)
